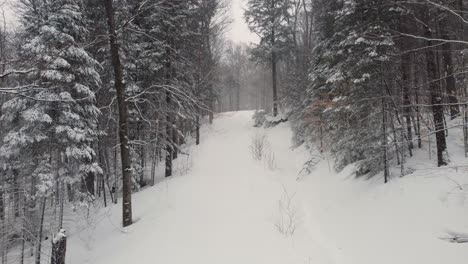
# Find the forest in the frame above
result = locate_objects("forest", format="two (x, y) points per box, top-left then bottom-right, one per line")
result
(1, 0), (468, 263)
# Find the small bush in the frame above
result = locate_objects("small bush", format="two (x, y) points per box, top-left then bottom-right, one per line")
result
(250, 132), (268, 161)
(275, 185), (298, 237)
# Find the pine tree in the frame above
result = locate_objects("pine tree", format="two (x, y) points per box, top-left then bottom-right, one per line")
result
(1, 0), (102, 198)
(306, 0), (399, 175)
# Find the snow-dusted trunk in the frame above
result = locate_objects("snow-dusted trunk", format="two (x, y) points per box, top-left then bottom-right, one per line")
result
(51, 230), (67, 264)
(104, 0), (133, 227)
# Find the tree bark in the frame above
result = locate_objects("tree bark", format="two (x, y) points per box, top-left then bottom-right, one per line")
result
(50, 230), (66, 264)
(401, 53), (414, 152)
(104, 0), (133, 227)
(196, 115), (200, 145)
(271, 0), (278, 117)
(424, 20), (448, 167)
(165, 43), (173, 177)
(172, 116), (178, 160)
(441, 39), (459, 119)
(439, 12), (459, 119)
(35, 197), (46, 264)
(382, 97), (389, 183)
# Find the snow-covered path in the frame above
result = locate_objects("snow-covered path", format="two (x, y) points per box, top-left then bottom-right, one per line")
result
(67, 111), (468, 264)
(68, 111), (331, 264)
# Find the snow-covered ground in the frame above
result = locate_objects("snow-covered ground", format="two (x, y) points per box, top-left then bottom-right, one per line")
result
(67, 111), (468, 264)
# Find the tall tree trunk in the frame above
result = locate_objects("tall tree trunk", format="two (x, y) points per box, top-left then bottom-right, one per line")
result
(439, 14), (459, 119)
(271, 36), (278, 116)
(424, 21), (448, 167)
(382, 97), (389, 183)
(0, 180), (3, 222)
(165, 105), (173, 177)
(196, 115), (200, 145)
(209, 85), (214, 124)
(460, 0), (468, 157)
(236, 83), (241, 111)
(172, 116), (178, 160)
(13, 170), (20, 218)
(104, 0), (133, 227)
(441, 40), (459, 119)
(20, 196), (25, 264)
(35, 197), (47, 264)
(58, 183), (64, 229)
(165, 42), (173, 177)
(415, 59), (422, 149)
(401, 53), (414, 152)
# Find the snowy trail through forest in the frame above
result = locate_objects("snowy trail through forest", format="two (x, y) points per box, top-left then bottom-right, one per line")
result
(68, 111), (332, 264)
(67, 111), (468, 264)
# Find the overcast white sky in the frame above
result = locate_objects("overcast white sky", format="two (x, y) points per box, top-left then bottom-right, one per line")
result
(2, 0), (257, 44)
(2, 0), (18, 29)
(226, 0), (259, 44)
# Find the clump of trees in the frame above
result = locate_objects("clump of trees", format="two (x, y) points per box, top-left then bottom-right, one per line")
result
(244, 0), (468, 180)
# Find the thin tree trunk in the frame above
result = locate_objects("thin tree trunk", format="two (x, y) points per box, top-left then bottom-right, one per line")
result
(196, 115), (200, 145)
(459, 0), (468, 157)
(58, 183), (64, 229)
(402, 53), (414, 152)
(0, 180), (3, 222)
(102, 173), (107, 208)
(35, 197), (47, 264)
(164, 22), (174, 176)
(271, 10), (278, 117)
(113, 146), (118, 205)
(439, 15), (459, 119)
(172, 116), (178, 160)
(382, 97), (389, 183)
(390, 113), (401, 165)
(104, 0), (133, 227)
(415, 70), (422, 149)
(209, 86), (214, 124)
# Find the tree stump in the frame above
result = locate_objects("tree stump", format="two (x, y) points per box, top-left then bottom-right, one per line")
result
(51, 229), (67, 264)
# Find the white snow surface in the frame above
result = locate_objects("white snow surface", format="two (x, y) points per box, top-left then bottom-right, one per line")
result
(67, 111), (468, 264)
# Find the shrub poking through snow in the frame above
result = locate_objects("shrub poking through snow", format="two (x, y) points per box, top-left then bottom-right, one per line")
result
(275, 185), (298, 237)
(264, 150), (276, 171)
(250, 132), (268, 161)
